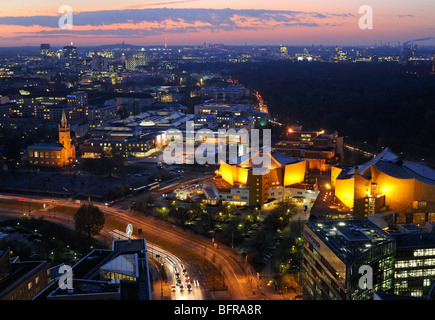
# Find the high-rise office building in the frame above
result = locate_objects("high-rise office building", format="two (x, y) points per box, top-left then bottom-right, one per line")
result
(40, 44), (51, 56)
(302, 219), (395, 300)
(63, 45), (77, 60)
(63, 45), (77, 68)
(279, 45), (288, 57)
(392, 226), (435, 298)
(125, 53), (148, 71)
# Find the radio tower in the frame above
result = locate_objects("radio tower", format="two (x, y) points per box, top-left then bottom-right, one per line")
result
(164, 37), (167, 49)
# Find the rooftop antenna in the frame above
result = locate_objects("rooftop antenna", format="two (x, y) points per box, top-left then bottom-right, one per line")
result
(126, 224), (133, 241)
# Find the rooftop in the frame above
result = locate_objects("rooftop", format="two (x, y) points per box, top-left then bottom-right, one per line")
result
(230, 146), (304, 169)
(393, 230), (435, 250)
(47, 279), (121, 299)
(27, 143), (64, 151)
(305, 218), (394, 265)
(0, 259), (49, 299)
(336, 147), (435, 186)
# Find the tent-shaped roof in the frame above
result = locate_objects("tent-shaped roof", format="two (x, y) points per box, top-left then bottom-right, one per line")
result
(229, 146), (303, 169)
(100, 254), (137, 278)
(336, 147), (435, 186)
(356, 147), (399, 175)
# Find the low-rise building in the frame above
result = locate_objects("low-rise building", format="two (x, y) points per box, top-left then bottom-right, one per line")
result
(36, 238), (152, 300)
(275, 126), (344, 172)
(0, 249), (51, 300)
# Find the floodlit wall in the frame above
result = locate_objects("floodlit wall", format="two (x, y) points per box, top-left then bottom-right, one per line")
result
(353, 173), (371, 217)
(335, 177), (355, 208)
(331, 166), (343, 188)
(237, 167), (249, 185)
(413, 180), (435, 212)
(221, 162), (236, 185)
(370, 166), (415, 213)
(220, 163), (249, 185)
(283, 161), (307, 186)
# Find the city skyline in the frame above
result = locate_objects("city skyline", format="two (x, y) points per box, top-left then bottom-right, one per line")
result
(0, 0), (434, 47)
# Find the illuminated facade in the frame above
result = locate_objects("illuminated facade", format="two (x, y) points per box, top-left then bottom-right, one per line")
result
(332, 148), (435, 223)
(275, 127), (343, 172)
(0, 249), (50, 300)
(25, 110), (76, 167)
(393, 228), (435, 298)
(37, 238), (152, 300)
(205, 146), (310, 207)
(302, 219), (395, 300)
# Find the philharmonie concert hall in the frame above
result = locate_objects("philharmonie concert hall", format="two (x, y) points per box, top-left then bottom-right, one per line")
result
(203, 146), (319, 208)
(332, 148), (435, 224)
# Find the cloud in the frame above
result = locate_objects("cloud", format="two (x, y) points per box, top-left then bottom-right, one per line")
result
(0, 8), (355, 41)
(123, 0), (204, 9)
(397, 14), (415, 18)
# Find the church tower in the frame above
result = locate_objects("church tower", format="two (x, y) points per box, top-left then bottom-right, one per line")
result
(58, 109), (75, 165)
(59, 109), (71, 150)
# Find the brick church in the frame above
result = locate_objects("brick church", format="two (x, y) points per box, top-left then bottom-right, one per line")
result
(25, 110), (76, 167)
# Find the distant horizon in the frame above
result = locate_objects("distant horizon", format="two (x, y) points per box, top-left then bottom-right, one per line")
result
(0, 2), (434, 47)
(1, 42), (434, 49)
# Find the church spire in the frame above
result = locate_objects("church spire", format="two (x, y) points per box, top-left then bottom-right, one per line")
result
(61, 109), (68, 128)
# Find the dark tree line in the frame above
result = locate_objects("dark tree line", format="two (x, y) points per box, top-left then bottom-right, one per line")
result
(226, 61), (435, 165)
(178, 60), (435, 166)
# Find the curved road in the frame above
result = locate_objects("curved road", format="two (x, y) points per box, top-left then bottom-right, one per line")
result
(0, 194), (258, 300)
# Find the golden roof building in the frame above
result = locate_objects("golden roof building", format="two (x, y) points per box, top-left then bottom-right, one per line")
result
(332, 148), (435, 224)
(203, 146), (315, 208)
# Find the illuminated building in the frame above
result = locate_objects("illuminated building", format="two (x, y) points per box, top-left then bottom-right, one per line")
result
(275, 126), (343, 172)
(279, 45), (288, 57)
(25, 110), (76, 167)
(67, 91), (88, 108)
(36, 238), (152, 300)
(204, 146), (312, 208)
(63, 45), (77, 60)
(194, 102), (253, 116)
(391, 226), (435, 298)
(302, 219), (395, 300)
(91, 55), (109, 72)
(0, 249), (51, 300)
(332, 148), (435, 223)
(125, 54), (148, 71)
(63, 45), (77, 69)
(197, 85), (250, 100)
(40, 44), (51, 56)
(86, 99), (119, 125)
(194, 101), (267, 129)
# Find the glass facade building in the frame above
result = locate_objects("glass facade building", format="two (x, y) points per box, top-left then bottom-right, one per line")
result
(302, 219), (395, 300)
(393, 232), (435, 298)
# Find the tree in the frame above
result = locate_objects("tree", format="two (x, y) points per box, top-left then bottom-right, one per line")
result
(74, 204), (106, 239)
